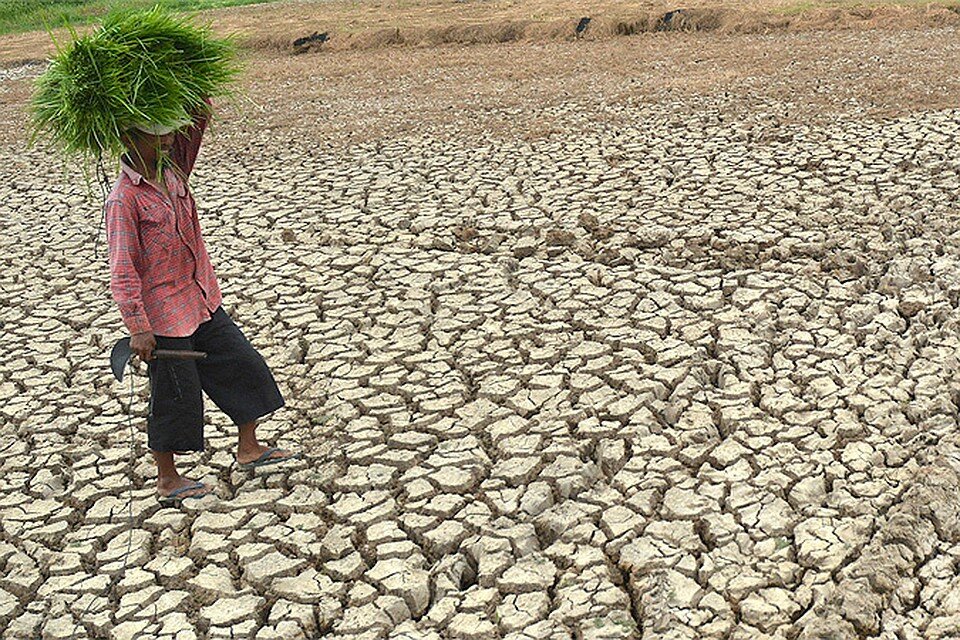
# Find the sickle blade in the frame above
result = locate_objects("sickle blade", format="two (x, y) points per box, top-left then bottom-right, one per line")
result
(111, 337), (132, 382)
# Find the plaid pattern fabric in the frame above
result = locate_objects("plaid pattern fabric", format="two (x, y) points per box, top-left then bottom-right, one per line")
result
(105, 111), (222, 338)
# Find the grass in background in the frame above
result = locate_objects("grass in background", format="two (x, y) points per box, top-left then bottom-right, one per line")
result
(775, 0), (960, 14)
(0, 0), (280, 35)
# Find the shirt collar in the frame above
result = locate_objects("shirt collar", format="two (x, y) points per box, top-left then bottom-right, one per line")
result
(120, 156), (186, 197)
(120, 157), (144, 185)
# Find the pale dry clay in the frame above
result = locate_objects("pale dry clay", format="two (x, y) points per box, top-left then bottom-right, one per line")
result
(1, 43), (960, 640)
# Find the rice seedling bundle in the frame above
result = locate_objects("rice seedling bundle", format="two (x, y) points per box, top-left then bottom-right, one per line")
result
(31, 6), (239, 161)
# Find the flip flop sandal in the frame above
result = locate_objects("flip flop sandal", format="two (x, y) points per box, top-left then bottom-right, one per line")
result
(237, 447), (301, 470)
(157, 481), (211, 507)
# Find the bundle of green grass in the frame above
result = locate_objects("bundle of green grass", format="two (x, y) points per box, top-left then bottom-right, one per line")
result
(31, 6), (239, 162)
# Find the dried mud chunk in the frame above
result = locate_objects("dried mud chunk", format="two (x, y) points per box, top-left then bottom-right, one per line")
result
(200, 594), (266, 627)
(497, 554), (557, 594)
(366, 558), (431, 617)
(512, 237), (538, 258)
(546, 229), (576, 247)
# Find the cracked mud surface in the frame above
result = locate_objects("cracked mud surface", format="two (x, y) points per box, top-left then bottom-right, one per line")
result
(4, 23), (960, 640)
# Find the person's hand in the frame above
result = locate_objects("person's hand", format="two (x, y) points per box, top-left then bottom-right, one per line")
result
(130, 331), (156, 362)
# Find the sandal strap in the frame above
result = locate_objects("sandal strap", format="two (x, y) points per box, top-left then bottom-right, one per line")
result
(253, 447), (281, 464)
(165, 481), (206, 498)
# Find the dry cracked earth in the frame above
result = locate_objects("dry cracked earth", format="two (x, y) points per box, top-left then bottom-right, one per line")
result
(5, 26), (960, 640)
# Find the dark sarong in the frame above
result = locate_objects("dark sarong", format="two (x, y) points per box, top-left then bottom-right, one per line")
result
(146, 307), (284, 452)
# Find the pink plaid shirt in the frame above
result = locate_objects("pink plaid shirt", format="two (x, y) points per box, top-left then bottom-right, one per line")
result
(105, 112), (222, 338)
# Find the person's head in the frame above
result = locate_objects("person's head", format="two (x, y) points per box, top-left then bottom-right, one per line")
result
(120, 119), (187, 172)
(121, 129), (174, 169)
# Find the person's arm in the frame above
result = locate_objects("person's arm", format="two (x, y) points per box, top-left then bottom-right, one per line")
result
(170, 98), (212, 178)
(106, 199), (155, 359)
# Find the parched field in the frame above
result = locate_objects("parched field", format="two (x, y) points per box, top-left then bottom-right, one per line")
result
(4, 2), (960, 639)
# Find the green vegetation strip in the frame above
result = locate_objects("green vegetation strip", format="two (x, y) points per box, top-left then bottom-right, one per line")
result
(0, 0), (279, 36)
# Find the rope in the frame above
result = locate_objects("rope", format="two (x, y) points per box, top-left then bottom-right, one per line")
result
(93, 153), (112, 260)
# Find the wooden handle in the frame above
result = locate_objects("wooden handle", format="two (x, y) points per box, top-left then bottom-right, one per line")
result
(154, 349), (207, 360)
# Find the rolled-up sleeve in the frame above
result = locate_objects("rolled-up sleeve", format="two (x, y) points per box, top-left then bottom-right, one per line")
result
(171, 98), (211, 178)
(105, 199), (152, 335)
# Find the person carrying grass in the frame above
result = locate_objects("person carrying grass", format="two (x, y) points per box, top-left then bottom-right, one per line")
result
(111, 107), (297, 504)
(32, 8), (298, 505)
